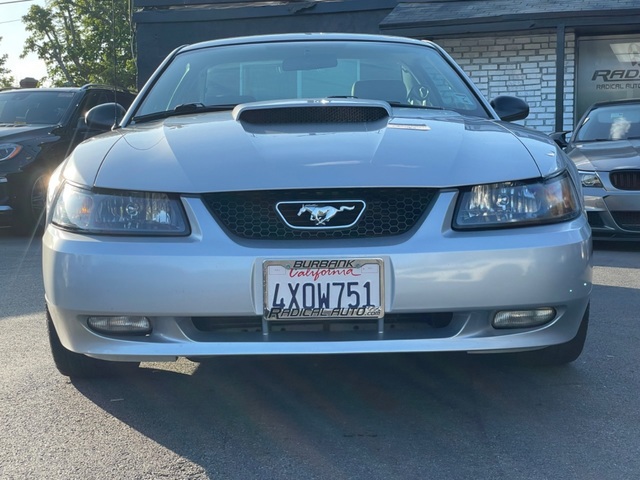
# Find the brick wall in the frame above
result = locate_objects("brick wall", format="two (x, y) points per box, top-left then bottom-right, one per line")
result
(437, 33), (576, 133)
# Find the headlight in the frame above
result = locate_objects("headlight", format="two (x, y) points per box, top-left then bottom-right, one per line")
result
(454, 172), (580, 229)
(0, 143), (22, 161)
(51, 183), (189, 235)
(578, 170), (603, 188)
(46, 164), (64, 208)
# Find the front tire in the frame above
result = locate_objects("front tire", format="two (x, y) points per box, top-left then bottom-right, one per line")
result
(516, 304), (590, 366)
(47, 307), (140, 378)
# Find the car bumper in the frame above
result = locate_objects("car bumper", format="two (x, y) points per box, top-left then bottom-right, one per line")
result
(583, 187), (640, 240)
(0, 177), (14, 226)
(43, 195), (593, 362)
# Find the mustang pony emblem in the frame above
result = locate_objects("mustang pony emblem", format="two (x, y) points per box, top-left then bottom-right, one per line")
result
(297, 204), (355, 225)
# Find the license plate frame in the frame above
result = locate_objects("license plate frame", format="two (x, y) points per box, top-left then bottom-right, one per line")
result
(263, 259), (384, 321)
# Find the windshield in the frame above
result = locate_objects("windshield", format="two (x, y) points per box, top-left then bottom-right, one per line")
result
(134, 40), (489, 120)
(574, 103), (640, 142)
(0, 90), (76, 125)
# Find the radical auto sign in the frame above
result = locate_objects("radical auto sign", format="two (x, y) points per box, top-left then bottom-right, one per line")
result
(576, 36), (640, 121)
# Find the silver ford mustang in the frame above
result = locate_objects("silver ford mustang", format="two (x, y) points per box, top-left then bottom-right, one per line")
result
(42, 33), (592, 377)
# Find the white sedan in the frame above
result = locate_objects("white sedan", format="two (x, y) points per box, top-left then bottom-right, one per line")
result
(43, 33), (592, 377)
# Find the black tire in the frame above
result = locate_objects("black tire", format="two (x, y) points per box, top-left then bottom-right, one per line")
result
(515, 304), (590, 367)
(15, 168), (49, 235)
(47, 307), (140, 378)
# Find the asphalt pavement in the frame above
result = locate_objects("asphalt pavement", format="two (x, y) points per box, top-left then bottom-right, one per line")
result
(1, 228), (639, 480)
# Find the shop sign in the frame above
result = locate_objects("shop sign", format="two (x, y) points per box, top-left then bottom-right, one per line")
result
(576, 35), (640, 123)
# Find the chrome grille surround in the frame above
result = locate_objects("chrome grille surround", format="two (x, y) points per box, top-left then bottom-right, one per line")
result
(201, 188), (437, 240)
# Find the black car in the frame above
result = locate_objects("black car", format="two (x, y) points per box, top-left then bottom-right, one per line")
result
(0, 84), (135, 232)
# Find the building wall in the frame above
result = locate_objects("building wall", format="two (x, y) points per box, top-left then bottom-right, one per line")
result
(133, 1), (396, 88)
(437, 33), (576, 133)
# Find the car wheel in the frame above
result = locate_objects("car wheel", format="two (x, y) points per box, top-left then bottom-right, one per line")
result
(16, 168), (49, 234)
(47, 307), (140, 378)
(516, 304), (590, 366)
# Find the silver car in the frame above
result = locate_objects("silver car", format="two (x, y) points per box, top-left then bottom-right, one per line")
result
(560, 99), (640, 240)
(42, 33), (592, 377)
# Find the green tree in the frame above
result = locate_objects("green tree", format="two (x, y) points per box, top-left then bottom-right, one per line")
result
(0, 37), (15, 88)
(21, 0), (136, 90)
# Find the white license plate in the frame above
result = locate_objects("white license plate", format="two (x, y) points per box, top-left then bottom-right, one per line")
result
(263, 259), (384, 320)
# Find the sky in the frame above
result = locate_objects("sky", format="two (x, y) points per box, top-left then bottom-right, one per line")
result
(0, 0), (48, 85)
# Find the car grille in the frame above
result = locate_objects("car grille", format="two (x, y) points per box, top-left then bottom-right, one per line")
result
(191, 312), (454, 341)
(611, 212), (640, 231)
(610, 170), (640, 190)
(201, 188), (437, 240)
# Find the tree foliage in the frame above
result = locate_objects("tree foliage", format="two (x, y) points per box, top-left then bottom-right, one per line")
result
(21, 0), (136, 91)
(0, 37), (15, 88)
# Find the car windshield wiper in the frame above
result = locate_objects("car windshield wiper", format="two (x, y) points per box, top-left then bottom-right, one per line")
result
(387, 101), (445, 110)
(132, 103), (236, 124)
(577, 138), (610, 143)
(326, 96), (445, 110)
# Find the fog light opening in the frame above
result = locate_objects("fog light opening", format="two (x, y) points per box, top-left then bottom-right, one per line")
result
(492, 308), (556, 329)
(87, 316), (152, 335)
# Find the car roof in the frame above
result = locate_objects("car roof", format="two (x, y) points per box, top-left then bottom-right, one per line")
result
(0, 84), (133, 95)
(178, 32), (436, 54)
(0, 87), (82, 94)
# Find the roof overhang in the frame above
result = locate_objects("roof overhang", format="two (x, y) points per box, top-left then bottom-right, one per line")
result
(380, 1), (640, 38)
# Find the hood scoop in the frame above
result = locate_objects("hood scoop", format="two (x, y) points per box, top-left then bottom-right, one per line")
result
(233, 99), (391, 125)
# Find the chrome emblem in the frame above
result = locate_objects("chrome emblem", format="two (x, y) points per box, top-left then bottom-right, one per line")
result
(276, 200), (366, 230)
(297, 204), (355, 225)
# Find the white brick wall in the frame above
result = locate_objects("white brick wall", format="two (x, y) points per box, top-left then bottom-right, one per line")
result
(437, 33), (576, 133)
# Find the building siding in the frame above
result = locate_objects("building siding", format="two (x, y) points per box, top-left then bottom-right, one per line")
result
(438, 33), (576, 133)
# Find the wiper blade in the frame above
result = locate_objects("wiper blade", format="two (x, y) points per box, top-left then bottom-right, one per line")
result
(326, 96), (445, 110)
(132, 103), (236, 123)
(174, 102), (206, 113)
(387, 101), (445, 110)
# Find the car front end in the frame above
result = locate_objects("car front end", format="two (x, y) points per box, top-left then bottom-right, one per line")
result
(0, 88), (80, 230)
(578, 168), (640, 240)
(567, 100), (640, 240)
(42, 34), (592, 376)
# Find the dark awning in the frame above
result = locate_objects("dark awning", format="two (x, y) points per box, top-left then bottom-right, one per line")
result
(380, 0), (640, 38)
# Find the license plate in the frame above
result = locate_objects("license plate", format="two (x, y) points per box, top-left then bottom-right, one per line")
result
(263, 259), (384, 320)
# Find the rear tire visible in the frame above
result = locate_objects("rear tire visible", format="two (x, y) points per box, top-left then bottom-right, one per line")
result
(516, 304), (590, 366)
(47, 307), (139, 378)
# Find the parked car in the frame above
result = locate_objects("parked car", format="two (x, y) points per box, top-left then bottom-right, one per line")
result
(552, 99), (640, 240)
(0, 84), (135, 232)
(43, 33), (592, 378)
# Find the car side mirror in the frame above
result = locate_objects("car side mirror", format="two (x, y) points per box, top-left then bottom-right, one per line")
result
(490, 96), (530, 122)
(85, 103), (126, 131)
(549, 131), (570, 149)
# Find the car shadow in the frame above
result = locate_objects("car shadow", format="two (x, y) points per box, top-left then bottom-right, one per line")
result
(71, 351), (590, 478)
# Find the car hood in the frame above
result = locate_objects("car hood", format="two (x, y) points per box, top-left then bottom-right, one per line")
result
(0, 124), (55, 142)
(66, 103), (560, 192)
(568, 139), (640, 171)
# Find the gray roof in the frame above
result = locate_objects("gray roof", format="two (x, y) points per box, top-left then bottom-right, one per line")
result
(381, 0), (640, 36)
